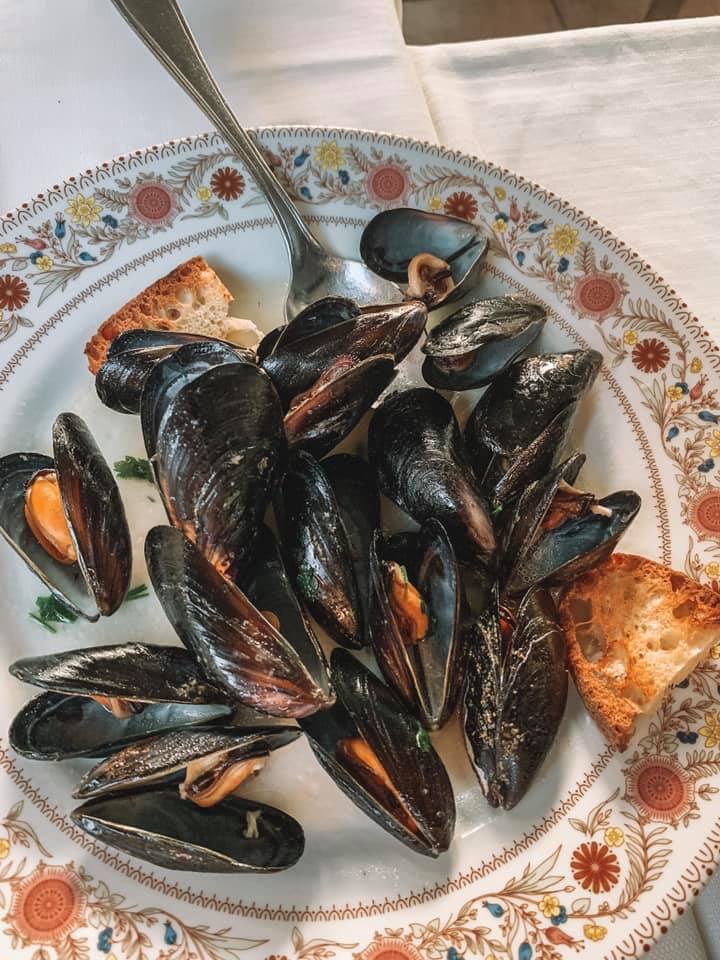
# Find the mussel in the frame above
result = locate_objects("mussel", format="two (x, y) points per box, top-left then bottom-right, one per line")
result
(359, 208), (488, 308)
(464, 349), (603, 506)
(74, 725), (300, 802)
(96, 329), (254, 415)
(9, 642), (232, 759)
(0, 414), (131, 619)
(368, 387), (496, 560)
(281, 452), (368, 648)
(146, 525), (334, 718)
(422, 297), (546, 390)
(301, 648), (455, 857)
(258, 296), (361, 362)
(463, 587), (567, 809)
(154, 362), (287, 581)
(369, 519), (464, 729)
(72, 786), (305, 873)
(503, 455), (641, 595)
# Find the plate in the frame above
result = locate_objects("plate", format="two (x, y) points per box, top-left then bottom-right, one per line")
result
(0, 127), (718, 960)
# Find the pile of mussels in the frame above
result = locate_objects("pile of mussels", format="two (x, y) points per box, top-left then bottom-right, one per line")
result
(0, 209), (641, 874)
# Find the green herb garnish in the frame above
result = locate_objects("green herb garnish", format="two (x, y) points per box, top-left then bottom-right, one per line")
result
(29, 594), (78, 633)
(114, 456), (153, 482)
(416, 724), (431, 753)
(126, 583), (149, 602)
(491, 503), (503, 518)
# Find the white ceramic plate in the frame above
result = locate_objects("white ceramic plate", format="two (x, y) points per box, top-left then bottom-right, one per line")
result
(0, 127), (718, 960)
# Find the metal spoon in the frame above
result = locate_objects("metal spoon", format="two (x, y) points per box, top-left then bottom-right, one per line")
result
(109, 0), (403, 321)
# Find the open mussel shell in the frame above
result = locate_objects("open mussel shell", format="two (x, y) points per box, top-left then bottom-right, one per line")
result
(74, 725), (300, 799)
(281, 451), (365, 648)
(261, 300), (426, 407)
(359, 208), (488, 308)
(72, 786), (305, 873)
(53, 413), (132, 616)
(503, 456), (641, 594)
(10, 692), (232, 761)
(155, 362), (287, 580)
(302, 648), (455, 857)
(140, 340), (244, 461)
(369, 519), (463, 730)
(369, 387), (496, 561)
(463, 587), (567, 810)
(146, 525), (334, 718)
(284, 354), (396, 460)
(422, 297), (546, 390)
(259, 296), (361, 362)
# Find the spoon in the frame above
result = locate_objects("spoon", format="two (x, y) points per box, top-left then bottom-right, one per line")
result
(109, 0), (403, 321)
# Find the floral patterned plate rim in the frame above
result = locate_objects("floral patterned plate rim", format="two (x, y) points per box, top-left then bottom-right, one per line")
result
(0, 126), (718, 960)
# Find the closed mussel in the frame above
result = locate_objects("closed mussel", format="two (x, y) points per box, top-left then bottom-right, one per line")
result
(301, 648), (455, 857)
(0, 413), (131, 619)
(369, 519), (463, 729)
(422, 297), (546, 390)
(463, 587), (568, 810)
(369, 387), (496, 560)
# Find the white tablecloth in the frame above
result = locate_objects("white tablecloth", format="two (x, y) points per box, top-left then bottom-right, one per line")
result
(1, 4), (718, 957)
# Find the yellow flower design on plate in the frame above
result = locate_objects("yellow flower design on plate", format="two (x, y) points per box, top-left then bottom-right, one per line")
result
(493, 217), (507, 233)
(584, 923), (608, 942)
(428, 195), (443, 212)
(314, 140), (344, 172)
(0, 242), (17, 255)
(65, 194), (102, 227)
(699, 711), (720, 749)
(494, 186), (506, 200)
(667, 385), (683, 401)
(711, 642), (720, 659)
(604, 826), (625, 847)
(539, 894), (561, 918)
(0, 837), (9, 859)
(623, 329), (638, 345)
(549, 223), (579, 256)
(691, 357), (703, 373)
(705, 562), (720, 579)
(196, 186), (211, 202)
(706, 429), (720, 459)
(35, 255), (53, 271)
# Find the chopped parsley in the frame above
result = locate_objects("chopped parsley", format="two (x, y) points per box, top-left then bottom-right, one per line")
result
(126, 583), (149, 602)
(29, 594), (78, 633)
(114, 456), (154, 482)
(416, 724), (431, 753)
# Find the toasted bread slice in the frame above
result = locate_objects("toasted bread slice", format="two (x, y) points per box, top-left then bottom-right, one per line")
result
(560, 553), (720, 751)
(84, 257), (260, 373)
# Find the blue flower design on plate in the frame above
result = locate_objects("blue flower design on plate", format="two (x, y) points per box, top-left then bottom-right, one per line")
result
(558, 257), (569, 273)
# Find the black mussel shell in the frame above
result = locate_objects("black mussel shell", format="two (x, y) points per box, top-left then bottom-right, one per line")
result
(140, 340), (243, 461)
(242, 524), (332, 701)
(10, 642), (230, 703)
(369, 519), (463, 729)
(359, 208), (488, 307)
(368, 388), (496, 560)
(74, 725), (300, 799)
(107, 329), (215, 358)
(321, 454), (380, 635)
(72, 786), (305, 873)
(261, 300), (426, 407)
(463, 588), (567, 809)
(10, 692), (232, 761)
(301, 648), (455, 857)
(146, 525), (333, 718)
(0, 452), (97, 620)
(155, 363), (286, 580)
(285, 355), (396, 459)
(281, 451), (365, 648)
(53, 413), (132, 616)
(422, 297), (546, 390)
(257, 297), (360, 363)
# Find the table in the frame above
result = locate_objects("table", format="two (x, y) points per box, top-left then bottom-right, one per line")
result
(1, 3), (718, 957)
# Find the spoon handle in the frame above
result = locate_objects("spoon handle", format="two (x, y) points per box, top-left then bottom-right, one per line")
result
(110, 0), (320, 265)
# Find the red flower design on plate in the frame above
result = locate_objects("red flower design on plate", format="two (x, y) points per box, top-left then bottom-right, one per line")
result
(0, 275), (29, 311)
(210, 167), (246, 201)
(625, 754), (696, 825)
(8, 863), (87, 945)
(689, 487), (720, 540)
(570, 841), (620, 894)
(355, 934), (423, 960)
(128, 179), (179, 228)
(365, 162), (411, 207)
(573, 271), (623, 320)
(444, 191), (478, 221)
(632, 338), (670, 373)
